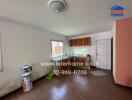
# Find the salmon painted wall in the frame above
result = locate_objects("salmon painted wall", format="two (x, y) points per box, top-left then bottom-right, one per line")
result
(116, 17), (132, 87)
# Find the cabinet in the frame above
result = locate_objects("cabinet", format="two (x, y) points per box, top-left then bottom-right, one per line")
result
(69, 37), (91, 46)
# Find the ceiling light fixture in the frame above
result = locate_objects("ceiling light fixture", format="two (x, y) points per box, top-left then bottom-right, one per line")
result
(48, 0), (67, 14)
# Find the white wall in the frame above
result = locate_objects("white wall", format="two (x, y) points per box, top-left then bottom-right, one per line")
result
(69, 31), (112, 69)
(0, 19), (68, 97)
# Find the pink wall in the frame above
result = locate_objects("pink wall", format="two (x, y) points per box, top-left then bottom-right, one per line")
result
(116, 17), (132, 87)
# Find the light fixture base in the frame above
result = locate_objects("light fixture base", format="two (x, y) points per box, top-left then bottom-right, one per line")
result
(48, 0), (67, 13)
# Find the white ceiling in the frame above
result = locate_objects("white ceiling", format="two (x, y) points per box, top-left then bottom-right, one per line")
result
(0, 0), (132, 36)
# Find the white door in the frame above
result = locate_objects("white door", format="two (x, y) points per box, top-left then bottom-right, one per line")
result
(96, 39), (111, 70)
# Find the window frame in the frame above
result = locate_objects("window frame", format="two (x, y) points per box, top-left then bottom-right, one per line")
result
(72, 47), (88, 57)
(51, 40), (64, 58)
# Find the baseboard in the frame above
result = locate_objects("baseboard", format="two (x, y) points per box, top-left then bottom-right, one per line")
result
(0, 74), (47, 98)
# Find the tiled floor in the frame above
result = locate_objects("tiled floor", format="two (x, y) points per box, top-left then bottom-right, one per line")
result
(1, 69), (132, 100)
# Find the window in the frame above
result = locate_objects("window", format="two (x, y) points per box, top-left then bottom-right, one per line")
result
(73, 48), (88, 57)
(51, 41), (64, 58)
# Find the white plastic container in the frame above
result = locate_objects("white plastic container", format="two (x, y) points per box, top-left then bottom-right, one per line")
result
(22, 72), (32, 92)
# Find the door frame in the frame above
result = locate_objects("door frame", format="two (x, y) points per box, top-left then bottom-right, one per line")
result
(96, 39), (111, 69)
(111, 38), (113, 72)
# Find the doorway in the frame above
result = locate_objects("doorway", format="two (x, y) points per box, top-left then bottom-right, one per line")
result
(96, 39), (111, 70)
